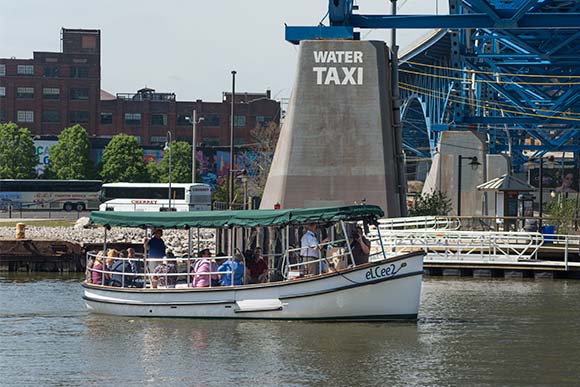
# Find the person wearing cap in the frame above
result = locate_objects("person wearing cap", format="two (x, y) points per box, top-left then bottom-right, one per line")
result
(349, 225), (370, 266)
(300, 223), (329, 275)
(192, 248), (218, 288)
(145, 228), (166, 273)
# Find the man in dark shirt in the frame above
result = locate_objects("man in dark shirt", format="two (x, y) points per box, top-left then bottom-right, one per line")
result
(350, 226), (371, 266)
(145, 228), (166, 274)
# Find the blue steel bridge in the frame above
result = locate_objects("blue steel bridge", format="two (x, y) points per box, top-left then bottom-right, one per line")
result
(286, 0), (580, 172)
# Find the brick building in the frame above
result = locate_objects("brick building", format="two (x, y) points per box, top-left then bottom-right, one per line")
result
(0, 28), (280, 148)
(0, 29), (101, 136)
(100, 88), (279, 147)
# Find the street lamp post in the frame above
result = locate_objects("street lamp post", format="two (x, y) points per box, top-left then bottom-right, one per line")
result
(164, 131), (172, 210)
(457, 155), (481, 216)
(237, 169), (249, 209)
(190, 110), (204, 184)
(229, 70), (236, 209)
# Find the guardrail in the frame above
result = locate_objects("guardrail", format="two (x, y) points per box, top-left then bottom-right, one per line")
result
(85, 252), (236, 288)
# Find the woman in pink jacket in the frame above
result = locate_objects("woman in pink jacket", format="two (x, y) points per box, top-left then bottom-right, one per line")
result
(192, 249), (218, 287)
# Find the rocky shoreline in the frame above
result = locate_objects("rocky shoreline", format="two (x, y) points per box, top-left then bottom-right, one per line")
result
(0, 218), (216, 256)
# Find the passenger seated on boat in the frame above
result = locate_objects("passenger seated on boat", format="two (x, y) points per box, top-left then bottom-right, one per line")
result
(90, 251), (106, 285)
(350, 226), (371, 266)
(109, 249), (134, 287)
(104, 249), (121, 286)
(192, 248), (218, 287)
(126, 248), (145, 288)
(217, 253), (245, 286)
(247, 247), (268, 284)
(153, 251), (177, 288)
(85, 251), (96, 282)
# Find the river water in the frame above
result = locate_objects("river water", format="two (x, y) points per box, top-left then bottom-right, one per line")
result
(1, 274), (579, 387)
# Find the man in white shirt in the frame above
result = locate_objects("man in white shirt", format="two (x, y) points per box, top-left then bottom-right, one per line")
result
(300, 224), (328, 275)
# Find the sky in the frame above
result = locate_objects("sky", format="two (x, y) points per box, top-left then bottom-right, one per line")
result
(0, 0), (446, 102)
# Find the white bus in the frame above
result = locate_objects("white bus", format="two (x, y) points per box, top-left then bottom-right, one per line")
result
(99, 182), (212, 212)
(0, 179), (102, 211)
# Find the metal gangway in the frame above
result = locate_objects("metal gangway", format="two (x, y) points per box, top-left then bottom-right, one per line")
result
(369, 216), (580, 270)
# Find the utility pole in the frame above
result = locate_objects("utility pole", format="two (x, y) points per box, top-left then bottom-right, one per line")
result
(228, 70), (237, 208)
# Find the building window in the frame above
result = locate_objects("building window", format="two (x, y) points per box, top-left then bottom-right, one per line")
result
(43, 88), (60, 99)
(17, 65), (34, 75)
(202, 137), (220, 146)
(150, 136), (167, 145)
(0, 87), (5, 97)
(70, 111), (89, 123)
(256, 115), (272, 127)
(82, 35), (97, 50)
(0, 64), (5, 76)
(0, 110), (5, 122)
(70, 66), (88, 78)
(100, 112), (113, 125)
(151, 114), (167, 126)
(134, 136), (142, 145)
(234, 115), (246, 128)
(42, 110), (60, 123)
(70, 87), (89, 100)
(124, 113), (141, 125)
(17, 110), (34, 123)
(204, 114), (220, 127)
(43, 66), (59, 77)
(16, 87), (34, 99)
(176, 114), (190, 126)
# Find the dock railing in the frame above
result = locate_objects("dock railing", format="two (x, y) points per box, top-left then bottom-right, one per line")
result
(372, 216), (580, 270)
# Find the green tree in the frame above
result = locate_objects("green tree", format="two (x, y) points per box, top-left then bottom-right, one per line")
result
(545, 196), (578, 234)
(212, 176), (243, 207)
(0, 122), (37, 179)
(45, 124), (95, 179)
(156, 141), (192, 183)
(409, 191), (452, 216)
(243, 122), (280, 197)
(145, 160), (160, 183)
(100, 134), (148, 182)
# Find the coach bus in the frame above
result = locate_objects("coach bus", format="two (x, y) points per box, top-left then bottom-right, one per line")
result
(0, 179), (102, 211)
(99, 182), (212, 212)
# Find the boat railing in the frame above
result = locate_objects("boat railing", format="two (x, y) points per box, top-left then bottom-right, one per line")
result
(85, 251), (235, 288)
(283, 238), (351, 278)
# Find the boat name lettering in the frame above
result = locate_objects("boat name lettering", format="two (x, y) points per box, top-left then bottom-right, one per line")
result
(131, 199), (157, 204)
(365, 262), (407, 280)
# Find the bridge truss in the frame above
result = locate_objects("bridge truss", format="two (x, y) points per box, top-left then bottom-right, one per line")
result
(286, 0), (580, 172)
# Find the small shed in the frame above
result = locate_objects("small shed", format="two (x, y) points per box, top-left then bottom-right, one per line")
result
(477, 174), (535, 228)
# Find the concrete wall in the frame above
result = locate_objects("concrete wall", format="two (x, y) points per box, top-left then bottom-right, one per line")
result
(261, 40), (405, 216)
(423, 131), (489, 216)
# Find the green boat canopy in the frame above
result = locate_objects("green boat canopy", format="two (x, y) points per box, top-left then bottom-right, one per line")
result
(89, 205), (384, 229)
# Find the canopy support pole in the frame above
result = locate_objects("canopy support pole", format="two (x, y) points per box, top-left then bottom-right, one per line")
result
(375, 222), (387, 259)
(340, 221), (356, 267)
(230, 227), (235, 286)
(188, 228), (192, 287)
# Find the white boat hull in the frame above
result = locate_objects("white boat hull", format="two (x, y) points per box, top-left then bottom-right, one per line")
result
(83, 252), (423, 321)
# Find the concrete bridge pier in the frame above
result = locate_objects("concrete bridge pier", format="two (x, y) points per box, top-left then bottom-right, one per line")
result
(261, 40), (405, 216)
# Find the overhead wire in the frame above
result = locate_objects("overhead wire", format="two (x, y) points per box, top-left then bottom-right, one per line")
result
(399, 81), (580, 117)
(400, 84), (580, 122)
(399, 69), (580, 86)
(404, 60), (580, 79)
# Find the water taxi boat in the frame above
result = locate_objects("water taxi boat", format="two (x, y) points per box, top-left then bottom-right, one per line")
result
(83, 205), (424, 321)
